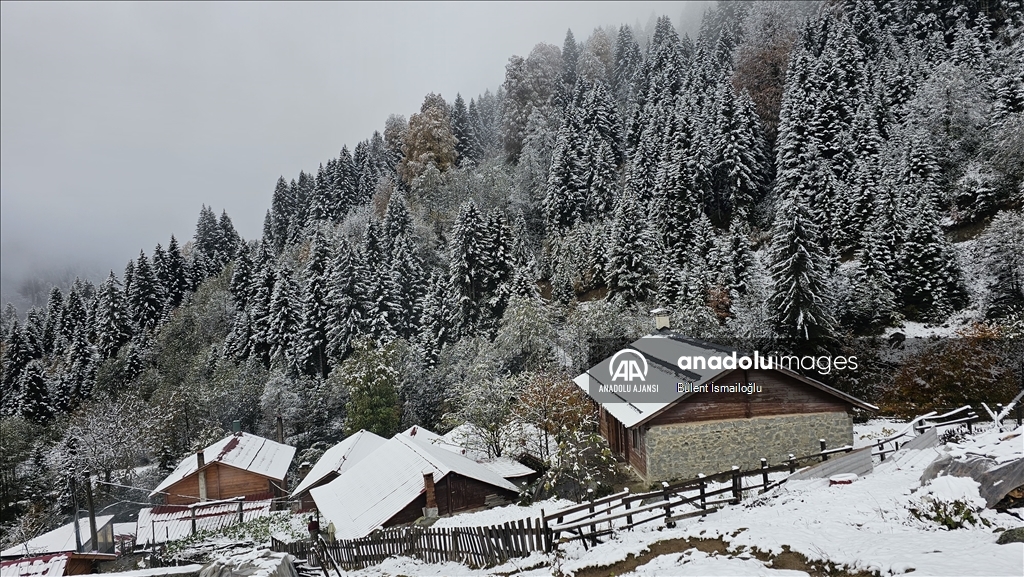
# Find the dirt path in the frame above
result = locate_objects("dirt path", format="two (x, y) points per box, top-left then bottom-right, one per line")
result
(559, 534), (878, 577)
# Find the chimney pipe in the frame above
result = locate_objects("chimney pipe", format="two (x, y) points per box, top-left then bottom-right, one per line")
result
(276, 415), (284, 444)
(232, 420), (241, 434)
(651, 307), (671, 330)
(422, 472), (438, 518)
(196, 451), (205, 469)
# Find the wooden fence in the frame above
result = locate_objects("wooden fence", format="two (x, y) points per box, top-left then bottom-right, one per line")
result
(272, 518), (552, 572)
(870, 406), (980, 461)
(269, 404), (1021, 570)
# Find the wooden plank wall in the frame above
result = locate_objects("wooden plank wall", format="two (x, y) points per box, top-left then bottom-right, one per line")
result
(648, 368), (851, 427)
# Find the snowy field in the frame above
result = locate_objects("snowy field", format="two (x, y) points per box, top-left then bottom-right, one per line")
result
(336, 421), (1023, 576)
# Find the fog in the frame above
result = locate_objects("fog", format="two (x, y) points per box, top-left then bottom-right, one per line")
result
(0, 1), (713, 311)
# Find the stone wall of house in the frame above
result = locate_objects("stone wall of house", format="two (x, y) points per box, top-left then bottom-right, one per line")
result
(644, 411), (853, 482)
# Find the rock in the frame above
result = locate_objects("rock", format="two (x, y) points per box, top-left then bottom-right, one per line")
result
(996, 527), (1024, 545)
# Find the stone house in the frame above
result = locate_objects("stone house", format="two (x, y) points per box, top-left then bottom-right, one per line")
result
(573, 331), (876, 483)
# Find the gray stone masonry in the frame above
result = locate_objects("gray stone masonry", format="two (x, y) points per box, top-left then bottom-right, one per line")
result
(645, 412), (853, 483)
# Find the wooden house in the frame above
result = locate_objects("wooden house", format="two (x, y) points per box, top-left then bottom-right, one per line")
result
(289, 430), (387, 511)
(574, 331), (877, 483)
(310, 434), (519, 540)
(150, 432), (295, 506)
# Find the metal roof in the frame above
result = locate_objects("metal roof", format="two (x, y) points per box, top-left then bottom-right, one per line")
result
(575, 331), (877, 429)
(1, 516), (115, 559)
(150, 433), (296, 497)
(310, 434), (518, 540)
(289, 430), (386, 498)
(135, 495), (273, 545)
(478, 458), (535, 479)
(0, 554), (69, 577)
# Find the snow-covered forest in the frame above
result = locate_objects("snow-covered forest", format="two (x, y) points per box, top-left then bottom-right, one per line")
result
(1, 0), (1023, 547)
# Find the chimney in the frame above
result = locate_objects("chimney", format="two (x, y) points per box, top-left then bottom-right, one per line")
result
(651, 307), (671, 330)
(422, 472), (438, 519)
(299, 461), (312, 480)
(276, 415), (284, 444)
(232, 420), (241, 434)
(196, 451), (205, 469)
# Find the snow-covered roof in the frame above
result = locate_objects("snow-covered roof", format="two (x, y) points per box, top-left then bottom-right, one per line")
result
(0, 554), (69, 577)
(575, 331), (876, 428)
(135, 496), (273, 545)
(478, 458), (535, 480)
(150, 432), (295, 497)
(289, 430), (386, 498)
(310, 434), (518, 540)
(1, 516), (114, 558)
(400, 425), (479, 457)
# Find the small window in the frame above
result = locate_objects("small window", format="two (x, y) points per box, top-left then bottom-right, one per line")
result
(631, 428), (639, 449)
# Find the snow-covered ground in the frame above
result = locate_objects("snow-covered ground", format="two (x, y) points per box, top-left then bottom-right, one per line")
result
(338, 421), (1023, 576)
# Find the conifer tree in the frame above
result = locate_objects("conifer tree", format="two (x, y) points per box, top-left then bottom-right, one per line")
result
(269, 177), (294, 253)
(164, 235), (190, 308)
(267, 264), (300, 370)
(334, 146), (359, 217)
(418, 272), (455, 366)
(299, 230), (332, 377)
(897, 193), (966, 321)
(22, 308), (44, 360)
(767, 188), (837, 355)
(219, 210), (241, 263)
(613, 25), (642, 109)
(451, 93), (482, 165)
(388, 235), (426, 339)
(559, 29), (580, 108)
(60, 285), (87, 349)
(18, 360), (51, 424)
(605, 192), (656, 304)
(229, 243), (255, 312)
(95, 271), (131, 359)
(1, 320), (30, 416)
(326, 239), (367, 362)
(449, 201), (490, 337)
(129, 251), (163, 333)
(193, 205), (224, 277)
(43, 286), (64, 356)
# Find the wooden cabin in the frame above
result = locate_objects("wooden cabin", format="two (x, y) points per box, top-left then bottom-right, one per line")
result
(575, 332), (876, 483)
(289, 430), (386, 512)
(310, 434), (520, 540)
(150, 432), (295, 506)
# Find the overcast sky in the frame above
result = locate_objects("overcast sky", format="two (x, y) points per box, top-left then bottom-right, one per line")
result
(1, 1), (713, 309)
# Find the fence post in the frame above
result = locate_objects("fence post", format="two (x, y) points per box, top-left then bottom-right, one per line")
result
(190, 505), (196, 535)
(788, 454), (796, 473)
(237, 498), (244, 524)
(730, 466), (741, 504)
(820, 439), (828, 461)
(1017, 402), (1022, 427)
(878, 439), (886, 461)
(698, 474), (707, 512)
(623, 487), (633, 528)
(760, 459), (768, 492)
(661, 481), (675, 528)
(587, 488), (596, 546)
(967, 417), (973, 434)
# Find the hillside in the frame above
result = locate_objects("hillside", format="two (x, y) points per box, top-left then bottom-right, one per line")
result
(2, 0), (1023, 552)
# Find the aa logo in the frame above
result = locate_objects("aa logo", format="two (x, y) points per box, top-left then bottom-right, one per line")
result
(609, 349), (648, 382)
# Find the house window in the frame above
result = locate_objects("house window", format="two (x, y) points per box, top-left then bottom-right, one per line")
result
(626, 428), (643, 450)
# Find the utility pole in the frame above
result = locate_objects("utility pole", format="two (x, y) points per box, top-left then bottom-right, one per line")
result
(83, 470), (98, 552)
(69, 475), (83, 553)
